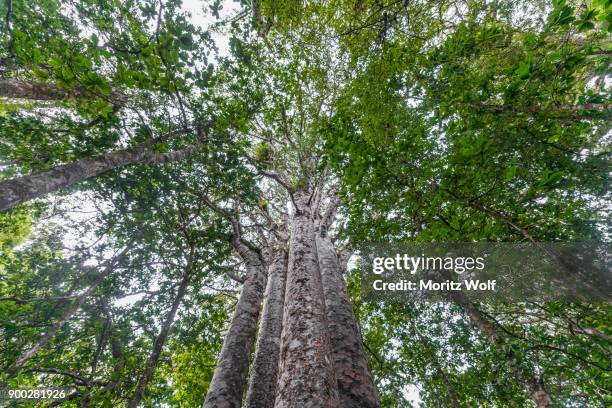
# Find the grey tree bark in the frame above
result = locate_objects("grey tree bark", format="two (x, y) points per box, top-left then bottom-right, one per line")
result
(203, 237), (267, 408)
(0, 79), (126, 104)
(274, 190), (340, 408)
(451, 290), (553, 408)
(128, 253), (194, 407)
(0, 79), (89, 100)
(316, 228), (379, 407)
(0, 130), (204, 211)
(245, 247), (288, 408)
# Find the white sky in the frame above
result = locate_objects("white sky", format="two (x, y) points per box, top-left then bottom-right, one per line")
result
(180, 0), (240, 57)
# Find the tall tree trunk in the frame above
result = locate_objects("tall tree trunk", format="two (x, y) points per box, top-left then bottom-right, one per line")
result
(0, 132), (203, 211)
(128, 255), (194, 407)
(316, 233), (380, 408)
(245, 247), (288, 408)
(5, 242), (132, 376)
(451, 291), (553, 408)
(203, 241), (267, 408)
(274, 191), (340, 408)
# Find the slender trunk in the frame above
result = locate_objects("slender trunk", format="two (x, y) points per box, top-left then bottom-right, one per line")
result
(0, 134), (202, 211)
(316, 233), (380, 408)
(437, 365), (460, 408)
(128, 260), (193, 407)
(99, 304), (126, 396)
(89, 309), (110, 379)
(245, 247), (288, 408)
(104, 337), (125, 390)
(78, 299), (126, 407)
(82, 304), (111, 406)
(274, 191), (339, 408)
(451, 291), (553, 408)
(417, 333), (460, 408)
(6, 243), (132, 376)
(203, 246), (267, 408)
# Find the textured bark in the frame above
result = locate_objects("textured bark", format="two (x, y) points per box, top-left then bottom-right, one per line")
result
(128, 261), (193, 407)
(245, 248), (288, 408)
(317, 233), (380, 408)
(0, 79), (88, 100)
(451, 291), (553, 408)
(0, 134), (203, 211)
(274, 191), (340, 408)
(6, 243), (132, 376)
(0, 79), (126, 104)
(203, 245), (267, 408)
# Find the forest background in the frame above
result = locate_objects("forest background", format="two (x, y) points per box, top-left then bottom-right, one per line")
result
(0, 0), (610, 407)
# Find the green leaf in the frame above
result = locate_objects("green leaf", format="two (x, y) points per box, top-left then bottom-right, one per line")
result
(523, 33), (537, 50)
(97, 82), (112, 96)
(549, 4), (575, 26)
(515, 62), (530, 79)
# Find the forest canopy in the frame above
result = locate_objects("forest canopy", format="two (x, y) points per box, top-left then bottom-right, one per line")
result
(0, 0), (610, 407)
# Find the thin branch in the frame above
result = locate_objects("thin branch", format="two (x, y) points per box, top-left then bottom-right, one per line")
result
(24, 368), (107, 387)
(196, 191), (264, 265)
(6, 239), (136, 376)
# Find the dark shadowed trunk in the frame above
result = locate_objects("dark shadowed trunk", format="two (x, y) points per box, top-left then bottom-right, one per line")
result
(274, 190), (340, 408)
(128, 255), (194, 407)
(5, 242), (133, 376)
(203, 238), (267, 408)
(451, 291), (553, 408)
(99, 303), (126, 397)
(316, 232), (380, 408)
(0, 131), (204, 211)
(245, 247), (288, 408)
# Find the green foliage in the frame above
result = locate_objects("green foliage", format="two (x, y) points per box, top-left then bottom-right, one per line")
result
(254, 141), (274, 168)
(0, 209), (32, 268)
(0, 0), (610, 406)
(320, 0), (610, 405)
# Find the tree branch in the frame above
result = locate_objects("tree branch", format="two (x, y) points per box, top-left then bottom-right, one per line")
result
(251, 0), (272, 37)
(24, 368), (107, 387)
